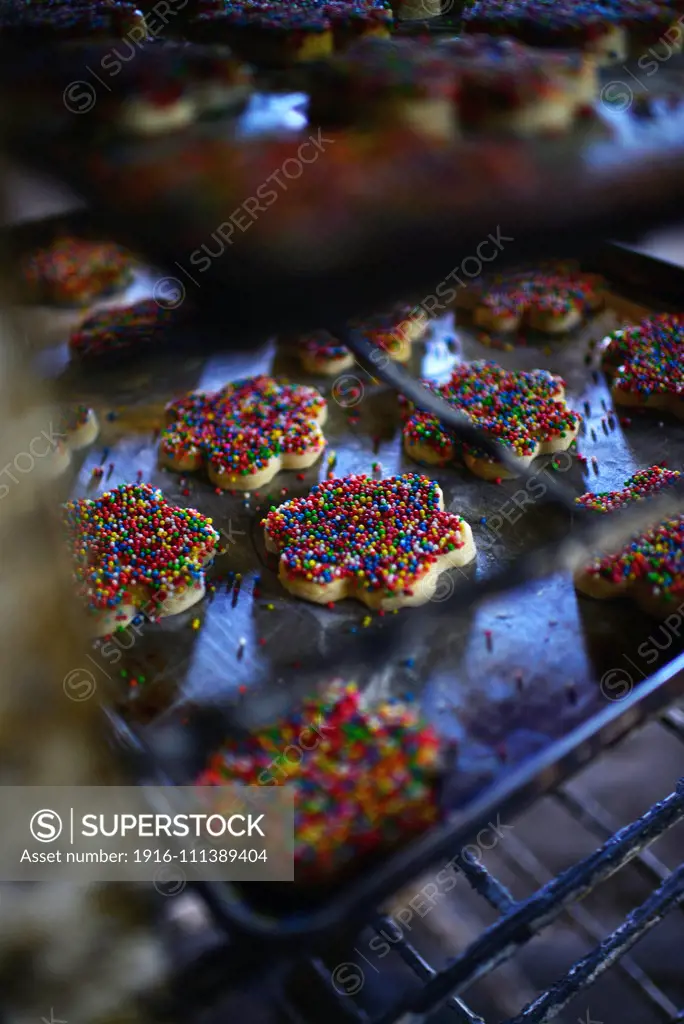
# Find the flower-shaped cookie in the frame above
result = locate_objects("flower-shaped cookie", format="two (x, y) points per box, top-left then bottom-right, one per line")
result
(403, 360), (580, 480)
(198, 680), (444, 882)
(160, 375), (327, 490)
(600, 313), (684, 415)
(576, 465), (681, 513)
(63, 483), (219, 637)
(574, 515), (684, 618)
(460, 265), (603, 334)
(263, 473), (476, 609)
(69, 300), (175, 361)
(23, 237), (134, 306)
(297, 303), (429, 375)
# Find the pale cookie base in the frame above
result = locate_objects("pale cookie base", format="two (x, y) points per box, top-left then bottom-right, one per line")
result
(67, 408), (100, 451)
(119, 97), (197, 135)
(465, 93), (577, 137)
(527, 306), (583, 333)
(84, 580), (207, 638)
(402, 97), (456, 141)
(299, 350), (355, 376)
(588, 23), (627, 64)
(43, 443), (72, 480)
(610, 386), (684, 419)
(574, 572), (678, 620)
(265, 495), (476, 611)
(473, 306), (520, 333)
(208, 439), (325, 490)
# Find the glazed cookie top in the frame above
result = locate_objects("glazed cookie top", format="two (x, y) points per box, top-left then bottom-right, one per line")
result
(161, 375), (326, 478)
(476, 266), (601, 319)
(576, 465), (681, 512)
(264, 473), (470, 595)
(70, 299), (174, 359)
(583, 515), (684, 600)
(601, 313), (684, 397)
(403, 360), (579, 459)
(198, 680), (444, 876)
(23, 238), (132, 295)
(63, 483), (219, 616)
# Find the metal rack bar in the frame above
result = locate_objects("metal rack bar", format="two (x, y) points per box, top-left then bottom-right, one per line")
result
(370, 915), (485, 1024)
(502, 863), (684, 1024)
(495, 831), (681, 1020)
(371, 780), (684, 1022)
(453, 854), (518, 916)
(554, 787), (675, 892)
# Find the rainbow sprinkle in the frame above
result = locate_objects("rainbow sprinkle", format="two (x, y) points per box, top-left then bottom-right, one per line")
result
(576, 465), (681, 512)
(70, 299), (175, 360)
(63, 483), (219, 618)
(197, 680), (446, 880)
(160, 375), (326, 485)
(403, 360), (580, 465)
(23, 237), (133, 305)
(475, 265), (602, 327)
(601, 313), (684, 401)
(263, 472), (471, 597)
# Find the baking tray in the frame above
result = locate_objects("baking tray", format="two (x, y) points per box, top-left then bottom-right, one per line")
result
(12, 205), (684, 946)
(6, 45), (684, 342)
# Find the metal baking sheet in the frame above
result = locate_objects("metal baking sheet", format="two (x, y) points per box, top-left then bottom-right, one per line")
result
(15, 214), (684, 795)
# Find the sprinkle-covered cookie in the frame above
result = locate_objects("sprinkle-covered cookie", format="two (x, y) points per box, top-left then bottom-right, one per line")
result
(63, 482), (219, 637)
(461, 264), (603, 334)
(23, 237), (134, 306)
(297, 303), (428, 375)
(0, 1), (146, 41)
(576, 465), (681, 512)
(198, 680), (446, 881)
(403, 360), (580, 480)
(462, 0), (684, 63)
(574, 514), (684, 617)
(69, 300), (175, 361)
(160, 375), (327, 490)
(600, 313), (684, 415)
(263, 472), (476, 608)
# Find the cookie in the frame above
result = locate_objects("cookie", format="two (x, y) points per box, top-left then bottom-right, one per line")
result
(63, 483), (219, 637)
(46, 405), (100, 478)
(600, 313), (684, 416)
(198, 680), (446, 882)
(160, 375), (327, 490)
(574, 515), (684, 617)
(461, 264), (604, 333)
(439, 35), (599, 134)
(576, 465), (681, 512)
(297, 303), (429, 374)
(0, 2), (146, 42)
(69, 300), (175, 361)
(403, 361), (580, 481)
(307, 37), (458, 139)
(263, 473), (476, 608)
(188, 5), (334, 66)
(462, 0), (684, 64)
(22, 238), (134, 307)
